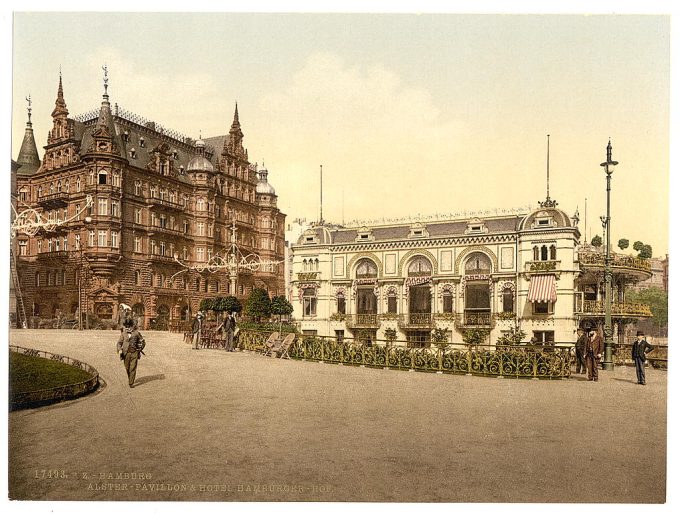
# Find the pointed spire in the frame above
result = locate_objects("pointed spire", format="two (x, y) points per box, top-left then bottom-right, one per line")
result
(17, 95), (41, 173)
(51, 71), (69, 118)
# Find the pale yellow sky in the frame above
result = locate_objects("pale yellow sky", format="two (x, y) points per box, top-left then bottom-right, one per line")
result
(9, 11), (670, 255)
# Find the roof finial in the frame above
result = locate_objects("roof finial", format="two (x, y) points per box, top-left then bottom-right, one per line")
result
(234, 101), (239, 122)
(102, 63), (109, 98)
(539, 134), (558, 208)
(25, 94), (32, 125)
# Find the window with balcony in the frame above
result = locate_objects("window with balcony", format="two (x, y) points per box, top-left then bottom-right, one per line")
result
(443, 291), (454, 313)
(387, 293), (398, 314)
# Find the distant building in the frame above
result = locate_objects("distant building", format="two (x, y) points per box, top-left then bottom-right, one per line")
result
(290, 199), (653, 346)
(631, 255), (668, 292)
(12, 73), (285, 329)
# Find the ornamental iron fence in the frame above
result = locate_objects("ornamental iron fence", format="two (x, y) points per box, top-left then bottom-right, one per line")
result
(234, 330), (573, 379)
(9, 345), (100, 410)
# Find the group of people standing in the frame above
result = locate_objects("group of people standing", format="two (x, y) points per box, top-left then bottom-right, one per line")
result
(191, 311), (238, 352)
(575, 327), (654, 384)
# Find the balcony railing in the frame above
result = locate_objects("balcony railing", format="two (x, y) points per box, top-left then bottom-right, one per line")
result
(525, 260), (558, 272)
(37, 250), (69, 260)
(297, 272), (319, 281)
(146, 197), (185, 211)
(37, 192), (69, 209)
(577, 300), (652, 317)
(578, 252), (652, 273)
(148, 253), (176, 263)
(346, 314), (380, 328)
(397, 312), (434, 329)
(457, 310), (493, 328)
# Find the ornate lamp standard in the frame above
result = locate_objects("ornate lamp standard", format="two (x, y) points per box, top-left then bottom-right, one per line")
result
(77, 216), (93, 330)
(600, 140), (618, 371)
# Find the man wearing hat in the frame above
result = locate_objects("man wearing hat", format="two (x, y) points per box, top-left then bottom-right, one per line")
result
(575, 328), (588, 375)
(191, 311), (204, 350)
(632, 330), (655, 385)
(585, 328), (604, 381)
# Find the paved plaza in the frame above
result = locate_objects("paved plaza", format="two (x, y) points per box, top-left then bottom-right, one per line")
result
(8, 329), (666, 502)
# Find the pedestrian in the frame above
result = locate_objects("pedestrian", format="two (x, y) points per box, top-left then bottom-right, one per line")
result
(585, 329), (603, 381)
(117, 303), (132, 329)
(191, 311), (204, 350)
(216, 311), (237, 351)
(116, 319), (146, 388)
(632, 330), (654, 385)
(575, 328), (588, 375)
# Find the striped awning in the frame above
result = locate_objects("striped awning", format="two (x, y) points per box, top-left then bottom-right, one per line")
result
(527, 274), (557, 303)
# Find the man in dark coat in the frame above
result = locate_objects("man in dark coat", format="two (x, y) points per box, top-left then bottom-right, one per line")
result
(216, 312), (237, 352)
(117, 319), (146, 388)
(632, 330), (654, 385)
(575, 328), (588, 374)
(585, 329), (604, 382)
(191, 311), (204, 350)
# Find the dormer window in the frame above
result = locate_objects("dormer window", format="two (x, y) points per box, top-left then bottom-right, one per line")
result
(465, 218), (488, 235)
(531, 210), (557, 229)
(408, 223), (429, 239)
(355, 227), (374, 242)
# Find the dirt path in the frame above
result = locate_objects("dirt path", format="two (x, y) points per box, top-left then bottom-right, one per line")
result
(8, 329), (666, 502)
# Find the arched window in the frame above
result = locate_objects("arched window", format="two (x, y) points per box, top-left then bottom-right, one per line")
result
(443, 290), (454, 313)
(355, 258), (378, 278)
(76, 177), (81, 192)
(387, 289), (398, 314)
(98, 170), (107, 185)
(502, 287), (515, 313)
(336, 292), (346, 314)
(465, 252), (491, 275)
(408, 256), (432, 276)
(533, 246), (540, 261)
(134, 270), (141, 286)
(541, 246), (548, 261)
(195, 278), (201, 291)
(549, 245), (557, 260)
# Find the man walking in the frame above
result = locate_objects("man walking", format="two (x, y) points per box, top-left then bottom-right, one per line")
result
(632, 330), (654, 385)
(117, 319), (146, 388)
(575, 328), (588, 375)
(585, 329), (603, 382)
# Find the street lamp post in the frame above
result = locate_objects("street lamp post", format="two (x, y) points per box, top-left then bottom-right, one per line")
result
(78, 216), (92, 330)
(600, 140), (618, 371)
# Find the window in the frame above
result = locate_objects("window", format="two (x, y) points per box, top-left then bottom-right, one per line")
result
(35, 272), (41, 287)
(112, 171), (120, 186)
(197, 222), (205, 236)
(98, 171), (107, 185)
(156, 274), (163, 287)
(533, 246), (539, 261)
(134, 236), (141, 253)
(550, 245), (557, 260)
(111, 201), (119, 217)
(134, 270), (141, 285)
(159, 215), (167, 229)
(111, 231), (119, 248)
(408, 256), (432, 276)
(503, 287), (514, 313)
(48, 239), (53, 252)
(303, 288), (317, 316)
(48, 271), (54, 286)
(75, 234), (81, 250)
(532, 331), (555, 344)
(19, 240), (27, 255)
(135, 208), (142, 224)
(533, 302), (554, 315)
(55, 238), (60, 252)
(76, 177), (81, 192)
(98, 230), (107, 247)
(159, 241), (166, 256)
(183, 220), (189, 234)
(387, 293), (398, 314)
(443, 291), (453, 313)
(355, 258), (378, 278)
(197, 198), (205, 211)
(465, 253), (491, 275)
(337, 294), (346, 314)
(63, 236), (68, 252)
(135, 181), (142, 195)
(196, 247), (205, 262)
(98, 198), (108, 216)
(335, 330), (345, 344)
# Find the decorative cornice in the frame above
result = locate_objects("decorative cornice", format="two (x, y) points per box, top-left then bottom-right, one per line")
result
(327, 233), (518, 253)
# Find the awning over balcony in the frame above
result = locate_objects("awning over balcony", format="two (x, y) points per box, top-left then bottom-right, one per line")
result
(527, 274), (557, 303)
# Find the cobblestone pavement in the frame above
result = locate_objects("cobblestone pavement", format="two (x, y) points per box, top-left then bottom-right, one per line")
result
(8, 329), (666, 502)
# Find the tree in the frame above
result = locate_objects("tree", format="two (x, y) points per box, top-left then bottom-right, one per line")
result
(633, 241), (644, 251)
(270, 295), (293, 321)
(639, 244), (653, 260)
(214, 296), (242, 314)
(199, 298), (215, 313)
(618, 238), (629, 251)
(591, 235), (603, 247)
(627, 287), (668, 332)
(463, 328), (489, 346)
(244, 288), (271, 322)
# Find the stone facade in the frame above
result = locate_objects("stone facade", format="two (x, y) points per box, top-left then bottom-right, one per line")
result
(13, 75), (285, 329)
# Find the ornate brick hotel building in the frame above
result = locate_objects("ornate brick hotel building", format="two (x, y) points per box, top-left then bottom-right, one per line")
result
(13, 74), (285, 329)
